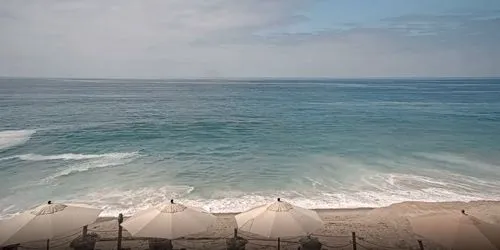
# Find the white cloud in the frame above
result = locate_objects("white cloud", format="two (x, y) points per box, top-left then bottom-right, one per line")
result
(0, 0), (499, 78)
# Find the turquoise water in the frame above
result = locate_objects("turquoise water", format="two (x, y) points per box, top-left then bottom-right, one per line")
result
(0, 78), (499, 217)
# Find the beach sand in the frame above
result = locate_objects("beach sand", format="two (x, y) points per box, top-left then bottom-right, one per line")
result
(14, 200), (500, 250)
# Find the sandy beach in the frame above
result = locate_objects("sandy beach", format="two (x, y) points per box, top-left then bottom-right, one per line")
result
(12, 200), (500, 250)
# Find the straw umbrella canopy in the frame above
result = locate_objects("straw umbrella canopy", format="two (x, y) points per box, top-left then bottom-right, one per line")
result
(235, 198), (323, 238)
(121, 199), (216, 239)
(0, 201), (102, 249)
(409, 210), (500, 250)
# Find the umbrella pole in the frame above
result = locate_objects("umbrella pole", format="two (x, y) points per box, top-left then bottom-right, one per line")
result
(46, 239), (49, 250)
(277, 237), (280, 250)
(117, 213), (123, 250)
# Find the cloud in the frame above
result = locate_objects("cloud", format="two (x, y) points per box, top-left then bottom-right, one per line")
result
(0, 1), (499, 78)
(378, 10), (500, 37)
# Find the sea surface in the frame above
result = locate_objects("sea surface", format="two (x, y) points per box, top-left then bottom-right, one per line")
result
(0, 78), (499, 218)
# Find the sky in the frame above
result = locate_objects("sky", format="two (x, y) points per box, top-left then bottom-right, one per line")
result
(0, 0), (499, 78)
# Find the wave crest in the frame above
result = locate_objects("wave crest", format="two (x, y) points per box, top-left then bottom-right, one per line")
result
(15, 152), (138, 161)
(0, 130), (36, 151)
(36, 152), (140, 180)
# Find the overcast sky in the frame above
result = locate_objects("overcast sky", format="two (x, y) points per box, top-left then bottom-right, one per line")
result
(1, 0), (499, 78)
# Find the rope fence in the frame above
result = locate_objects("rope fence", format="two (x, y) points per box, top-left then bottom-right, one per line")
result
(9, 228), (430, 250)
(17, 246), (38, 250)
(355, 241), (371, 250)
(312, 234), (351, 238)
(356, 237), (403, 250)
(47, 238), (75, 249)
(322, 242), (352, 249)
(87, 229), (117, 233)
(52, 231), (82, 240)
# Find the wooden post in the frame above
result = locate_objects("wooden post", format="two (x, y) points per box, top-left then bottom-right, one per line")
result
(418, 240), (424, 250)
(82, 225), (88, 237)
(277, 237), (281, 250)
(234, 228), (238, 238)
(117, 213), (123, 250)
(46, 239), (50, 250)
(351, 232), (356, 250)
(168, 239), (173, 250)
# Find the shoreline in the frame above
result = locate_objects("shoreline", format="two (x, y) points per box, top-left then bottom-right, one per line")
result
(94, 199), (499, 218)
(96, 206), (377, 220)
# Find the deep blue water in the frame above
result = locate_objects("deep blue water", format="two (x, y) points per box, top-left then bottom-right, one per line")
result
(0, 78), (499, 217)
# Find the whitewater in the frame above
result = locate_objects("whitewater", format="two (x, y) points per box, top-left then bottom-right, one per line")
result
(0, 78), (499, 218)
(0, 130), (36, 152)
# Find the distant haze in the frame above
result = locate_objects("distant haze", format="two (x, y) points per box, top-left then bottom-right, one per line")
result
(0, 0), (499, 78)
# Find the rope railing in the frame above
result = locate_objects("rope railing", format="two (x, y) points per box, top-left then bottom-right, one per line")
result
(87, 228), (118, 233)
(189, 232), (236, 240)
(15, 230), (82, 249)
(18, 246), (39, 250)
(322, 242), (353, 249)
(355, 241), (373, 250)
(9, 230), (427, 250)
(18, 238), (75, 250)
(242, 237), (276, 242)
(172, 241), (190, 249)
(52, 230), (81, 240)
(356, 237), (404, 250)
(311, 233), (351, 238)
(48, 237), (75, 249)
(247, 241), (273, 247)
(280, 240), (299, 244)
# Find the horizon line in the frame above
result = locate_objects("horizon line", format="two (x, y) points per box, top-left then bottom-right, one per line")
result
(1, 76), (500, 81)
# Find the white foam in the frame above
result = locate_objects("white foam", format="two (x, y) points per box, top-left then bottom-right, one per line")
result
(53, 172), (500, 217)
(13, 152), (137, 161)
(0, 205), (17, 219)
(1, 177), (498, 219)
(66, 185), (196, 217)
(42, 152), (139, 180)
(2, 152), (499, 217)
(0, 130), (36, 151)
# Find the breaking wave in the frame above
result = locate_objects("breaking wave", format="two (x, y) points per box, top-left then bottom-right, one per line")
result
(14, 152), (138, 162)
(0, 130), (36, 151)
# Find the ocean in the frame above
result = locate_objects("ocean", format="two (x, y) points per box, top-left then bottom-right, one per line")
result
(0, 78), (499, 218)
